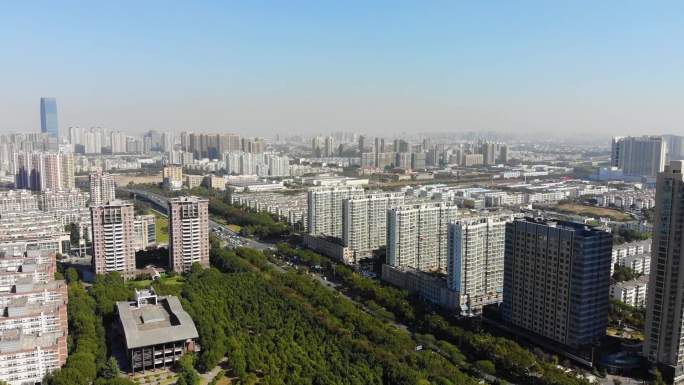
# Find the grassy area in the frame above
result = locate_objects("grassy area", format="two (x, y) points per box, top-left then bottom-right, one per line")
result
(554, 203), (632, 222)
(127, 274), (185, 290)
(153, 211), (169, 244)
(227, 224), (242, 233)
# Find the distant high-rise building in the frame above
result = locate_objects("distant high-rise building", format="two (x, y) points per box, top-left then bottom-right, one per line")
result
(312, 136), (325, 157)
(498, 145), (509, 164)
(307, 186), (364, 238)
(162, 165), (183, 191)
(411, 152), (426, 170)
(91, 200), (137, 278)
(110, 131), (127, 153)
(387, 202), (458, 272)
(662, 134), (684, 162)
(612, 136), (666, 178)
(13, 152), (74, 191)
(395, 152), (411, 169)
(358, 135), (366, 152)
(644, 161), (684, 383)
(324, 136), (335, 157)
(90, 170), (116, 206)
(481, 142), (497, 166)
(610, 136), (624, 168)
(342, 192), (404, 261)
(448, 214), (517, 316)
(168, 196), (209, 273)
(502, 218), (612, 349)
(161, 132), (175, 152)
(40, 97), (59, 139)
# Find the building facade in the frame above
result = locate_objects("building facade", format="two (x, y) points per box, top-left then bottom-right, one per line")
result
(91, 200), (137, 278)
(644, 161), (684, 383)
(502, 218), (612, 349)
(168, 196), (209, 273)
(386, 202), (458, 272)
(342, 192), (404, 261)
(307, 186), (364, 239)
(14, 152), (74, 191)
(89, 170), (116, 206)
(447, 214), (517, 316)
(0, 250), (68, 385)
(40, 97), (59, 139)
(117, 288), (199, 373)
(612, 136), (666, 178)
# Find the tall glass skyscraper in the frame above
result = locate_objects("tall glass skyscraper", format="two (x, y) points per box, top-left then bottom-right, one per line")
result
(40, 97), (59, 139)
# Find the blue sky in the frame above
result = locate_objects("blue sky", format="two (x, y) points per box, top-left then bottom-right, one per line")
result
(1, 1), (684, 137)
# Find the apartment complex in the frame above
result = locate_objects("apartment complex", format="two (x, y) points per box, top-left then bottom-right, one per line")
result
(168, 196), (209, 273)
(644, 161), (684, 383)
(162, 165), (183, 191)
(0, 250), (68, 385)
(90, 200), (137, 278)
(38, 188), (89, 211)
(13, 152), (74, 191)
(447, 213), (517, 316)
(342, 192), (404, 260)
(307, 186), (364, 238)
(0, 190), (39, 214)
(386, 202), (458, 272)
(502, 218), (612, 349)
(611, 276), (648, 308)
(90, 170), (116, 206)
(0, 211), (69, 257)
(224, 152), (290, 176)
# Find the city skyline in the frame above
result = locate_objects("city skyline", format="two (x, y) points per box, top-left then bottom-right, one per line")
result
(2, 2), (684, 137)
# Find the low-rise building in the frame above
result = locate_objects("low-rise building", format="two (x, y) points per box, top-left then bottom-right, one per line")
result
(381, 264), (458, 309)
(611, 276), (649, 308)
(116, 288), (199, 373)
(0, 211), (70, 256)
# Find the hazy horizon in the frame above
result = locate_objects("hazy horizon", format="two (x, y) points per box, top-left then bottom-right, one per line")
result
(2, 1), (684, 138)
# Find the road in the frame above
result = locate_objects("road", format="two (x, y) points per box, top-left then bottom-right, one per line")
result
(120, 187), (279, 267)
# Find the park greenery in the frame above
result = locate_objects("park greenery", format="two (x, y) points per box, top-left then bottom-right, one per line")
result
(608, 300), (646, 329)
(185, 242), (481, 385)
(274, 242), (595, 385)
(612, 228), (651, 245)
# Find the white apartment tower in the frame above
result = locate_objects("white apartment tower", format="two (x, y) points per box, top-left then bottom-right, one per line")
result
(90, 170), (116, 206)
(447, 213), (517, 316)
(342, 192), (404, 261)
(387, 202), (458, 272)
(307, 186), (365, 238)
(168, 196), (209, 273)
(90, 200), (137, 278)
(612, 136), (666, 178)
(644, 161), (684, 384)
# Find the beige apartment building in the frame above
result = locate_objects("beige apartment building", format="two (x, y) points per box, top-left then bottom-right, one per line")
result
(168, 196), (209, 273)
(90, 200), (137, 278)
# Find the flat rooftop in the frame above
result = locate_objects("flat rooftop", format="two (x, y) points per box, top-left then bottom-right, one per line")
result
(117, 295), (199, 349)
